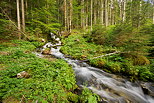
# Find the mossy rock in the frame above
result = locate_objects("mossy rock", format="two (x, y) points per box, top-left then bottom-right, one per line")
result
(42, 48), (51, 55)
(121, 53), (150, 65)
(67, 92), (79, 103)
(90, 59), (106, 68)
(81, 55), (87, 60)
(97, 60), (106, 68)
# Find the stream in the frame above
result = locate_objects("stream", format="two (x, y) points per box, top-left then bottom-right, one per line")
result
(35, 33), (154, 103)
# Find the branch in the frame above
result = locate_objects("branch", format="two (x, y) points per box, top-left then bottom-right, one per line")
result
(83, 51), (121, 62)
(0, 7), (29, 39)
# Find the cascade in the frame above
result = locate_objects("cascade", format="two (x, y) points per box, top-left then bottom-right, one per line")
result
(35, 33), (154, 103)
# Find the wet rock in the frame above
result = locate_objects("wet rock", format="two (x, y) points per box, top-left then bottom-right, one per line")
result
(17, 71), (30, 78)
(42, 48), (51, 55)
(41, 38), (45, 42)
(141, 82), (154, 97)
(81, 55), (87, 59)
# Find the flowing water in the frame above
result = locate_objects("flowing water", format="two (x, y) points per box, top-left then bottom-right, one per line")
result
(35, 33), (154, 103)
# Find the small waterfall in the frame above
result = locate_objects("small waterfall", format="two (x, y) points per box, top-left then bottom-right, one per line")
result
(36, 33), (154, 103)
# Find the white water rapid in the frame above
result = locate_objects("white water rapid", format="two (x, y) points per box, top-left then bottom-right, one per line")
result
(36, 33), (154, 103)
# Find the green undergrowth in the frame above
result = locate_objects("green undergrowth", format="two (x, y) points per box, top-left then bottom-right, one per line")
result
(0, 40), (99, 103)
(61, 33), (154, 82)
(61, 34), (105, 60)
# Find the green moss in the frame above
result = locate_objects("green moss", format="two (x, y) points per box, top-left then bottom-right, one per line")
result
(121, 53), (150, 65)
(89, 58), (106, 68)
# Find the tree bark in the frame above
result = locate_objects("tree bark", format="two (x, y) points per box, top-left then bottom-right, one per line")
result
(21, 0), (25, 32)
(101, 0), (104, 26)
(81, 0), (85, 29)
(69, 0), (72, 33)
(90, 0), (93, 31)
(122, 0), (126, 22)
(152, 0), (154, 24)
(105, 0), (108, 27)
(17, 0), (21, 39)
(64, 0), (67, 31)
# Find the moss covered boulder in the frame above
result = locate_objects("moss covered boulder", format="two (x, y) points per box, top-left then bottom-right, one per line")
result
(89, 58), (106, 68)
(121, 53), (150, 65)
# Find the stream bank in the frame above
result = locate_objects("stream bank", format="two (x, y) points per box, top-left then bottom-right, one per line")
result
(1, 39), (97, 103)
(39, 33), (154, 103)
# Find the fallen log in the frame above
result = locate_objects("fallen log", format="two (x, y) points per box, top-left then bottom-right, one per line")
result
(83, 51), (121, 62)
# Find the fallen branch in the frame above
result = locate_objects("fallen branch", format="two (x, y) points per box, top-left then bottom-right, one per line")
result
(0, 7), (29, 39)
(83, 51), (121, 62)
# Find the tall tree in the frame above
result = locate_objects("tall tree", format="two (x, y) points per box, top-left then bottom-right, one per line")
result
(17, 0), (21, 39)
(69, 0), (72, 32)
(21, 0), (25, 32)
(101, 0), (104, 26)
(64, 0), (67, 31)
(105, 0), (108, 27)
(90, 0), (93, 31)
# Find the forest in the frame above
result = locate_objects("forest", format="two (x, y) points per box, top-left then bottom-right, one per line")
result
(0, 0), (154, 103)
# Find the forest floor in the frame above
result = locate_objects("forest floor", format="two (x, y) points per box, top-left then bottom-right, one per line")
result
(0, 34), (99, 103)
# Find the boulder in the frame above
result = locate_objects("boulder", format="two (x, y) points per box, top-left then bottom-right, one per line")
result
(140, 82), (154, 97)
(121, 53), (150, 65)
(17, 71), (30, 78)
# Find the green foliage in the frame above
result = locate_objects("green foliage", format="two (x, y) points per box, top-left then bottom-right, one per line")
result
(31, 20), (61, 33)
(79, 88), (99, 103)
(85, 25), (113, 45)
(61, 30), (154, 82)
(0, 19), (16, 38)
(104, 62), (121, 73)
(0, 40), (78, 102)
(61, 34), (104, 60)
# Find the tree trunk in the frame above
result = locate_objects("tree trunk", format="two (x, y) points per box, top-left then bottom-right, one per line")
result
(69, 0), (72, 33)
(90, 0), (93, 31)
(119, 0), (122, 21)
(152, 0), (154, 24)
(17, 0), (21, 39)
(21, 0), (25, 32)
(139, 0), (142, 27)
(81, 0), (85, 29)
(122, 0), (126, 22)
(94, 1), (97, 25)
(64, 0), (67, 31)
(105, 0), (108, 27)
(101, 0), (104, 26)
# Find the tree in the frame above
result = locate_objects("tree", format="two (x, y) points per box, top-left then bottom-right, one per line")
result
(17, 0), (21, 39)
(90, 0), (93, 31)
(21, 0), (25, 32)
(69, 0), (72, 32)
